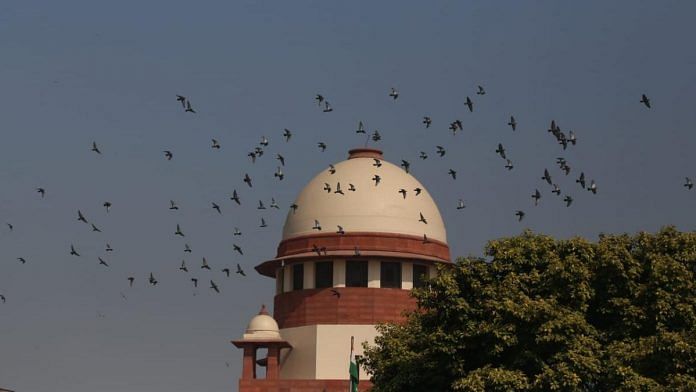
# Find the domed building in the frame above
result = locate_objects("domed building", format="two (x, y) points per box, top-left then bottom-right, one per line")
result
(233, 148), (451, 391)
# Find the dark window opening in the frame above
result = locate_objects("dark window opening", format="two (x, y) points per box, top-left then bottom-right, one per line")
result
(346, 260), (368, 287)
(380, 261), (402, 288)
(413, 264), (428, 289)
(292, 263), (304, 291)
(315, 261), (333, 288)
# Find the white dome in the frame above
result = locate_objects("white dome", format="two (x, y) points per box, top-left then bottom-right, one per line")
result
(243, 305), (281, 340)
(282, 149), (447, 244)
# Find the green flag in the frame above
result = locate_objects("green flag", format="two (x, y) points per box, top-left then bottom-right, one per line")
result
(349, 336), (359, 392)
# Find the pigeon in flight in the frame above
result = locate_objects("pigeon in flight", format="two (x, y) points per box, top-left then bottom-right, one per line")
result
(507, 116), (517, 131)
(357, 121), (366, 134)
(0, 294), (5, 303)
(372, 175), (381, 186)
(233, 227), (242, 236)
(436, 146), (446, 157)
(322, 101), (333, 112)
(98, 257), (109, 267)
(191, 278), (198, 288)
(91, 223), (101, 232)
(640, 94), (651, 109)
(260, 217), (267, 228)
(212, 202), (221, 214)
(532, 189), (541, 206)
(70, 244), (80, 256)
(103, 201), (111, 213)
(77, 210), (88, 223)
(464, 97), (473, 112)
(414, 187), (422, 196)
(270, 198), (280, 209)
(222, 268), (230, 277)
(260, 136), (269, 147)
(515, 210), (525, 221)
(313, 220), (322, 231)
(243, 174), (252, 187)
(420, 151), (428, 160)
(185, 100), (196, 113)
(175, 224), (185, 237)
(106, 243), (113, 252)
(230, 190), (240, 205)
(542, 169), (552, 185)
(505, 160), (514, 171)
(389, 87), (399, 100)
(576, 172), (586, 189)
(400, 160), (410, 173)
(128, 277), (135, 287)
(372, 130), (381, 142)
(169, 200), (179, 210)
(6, 223), (12, 231)
(448, 169), (457, 180)
(283, 128), (292, 142)
(456, 200), (466, 210)
(685, 177), (694, 190)
(180, 260), (188, 272)
(564, 195), (573, 207)
(373, 158), (382, 168)
(91, 141), (101, 154)
(17, 257), (26, 264)
(423, 116), (432, 128)
(336, 225), (345, 235)
(568, 131), (577, 146)
(211, 139), (221, 149)
(176, 95), (186, 108)
(164, 150), (173, 160)
(318, 142), (327, 152)
(419, 212), (427, 224)
(233, 244), (243, 255)
(201, 257), (211, 270)
(399, 189), (407, 199)
(236, 263), (246, 276)
(495, 143), (506, 159)
(335, 183), (344, 195)
(290, 203), (298, 213)
(323, 183), (332, 193)
(552, 184), (561, 196)
(328, 164), (336, 174)
(588, 180), (597, 194)
(476, 85), (485, 95)
(315, 94), (324, 105)
(37, 188), (46, 198)
(276, 154), (285, 166)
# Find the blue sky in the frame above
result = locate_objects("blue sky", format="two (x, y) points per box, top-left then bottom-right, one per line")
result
(0, 1), (694, 391)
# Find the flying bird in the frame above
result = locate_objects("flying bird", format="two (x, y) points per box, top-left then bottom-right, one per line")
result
(270, 198), (280, 209)
(532, 189), (541, 206)
(17, 257), (26, 264)
(414, 187), (422, 196)
(564, 195), (573, 207)
(495, 143), (506, 159)
(456, 200), (466, 210)
(128, 277), (135, 287)
(211, 139), (221, 149)
(419, 212), (427, 224)
(448, 169), (457, 180)
(243, 173), (252, 187)
(164, 150), (173, 160)
(372, 130), (381, 142)
(283, 128), (292, 142)
(389, 87), (399, 100)
(105, 243), (113, 252)
(91, 223), (101, 233)
(233, 244), (243, 255)
(436, 146), (446, 157)
(576, 172), (586, 189)
(6, 223), (12, 231)
(233, 227), (242, 236)
(357, 121), (366, 134)
(464, 97), (473, 112)
(348, 184), (356, 192)
(372, 175), (381, 186)
(328, 164), (336, 174)
(176, 95), (186, 107)
(373, 158), (382, 167)
(507, 116), (517, 131)
(322, 101), (333, 113)
(318, 142), (327, 152)
(399, 189), (407, 199)
(476, 85), (485, 95)
(91, 141), (101, 154)
(175, 224), (185, 237)
(423, 116), (432, 128)
(276, 154), (285, 166)
(401, 160), (410, 173)
(334, 182), (344, 195)
(103, 201), (111, 213)
(640, 94), (651, 109)
(419, 151), (428, 160)
(201, 257), (211, 270)
(230, 190), (240, 205)
(313, 220), (322, 231)
(552, 184), (561, 196)
(180, 260), (188, 272)
(98, 257), (109, 267)
(588, 180), (597, 194)
(37, 188), (46, 198)
(323, 183), (332, 193)
(236, 263), (246, 276)
(212, 202), (221, 214)
(185, 100), (196, 113)
(169, 200), (179, 210)
(260, 217), (267, 228)
(70, 244), (80, 256)
(222, 268), (230, 277)
(315, 94), (324, 105)
(336, 225), (345, 235)
(260, 136), (269, 147)
(0, 294), (5, 303)
(515, 210), (525, 221)
(191, 278), (198, 288)
(685, 177), (694, 190)
(542, 169), (552, 185)
(505, 160), (514, 171)
(77, 210), (88, 223)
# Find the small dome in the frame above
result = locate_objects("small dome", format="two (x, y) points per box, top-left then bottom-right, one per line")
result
(282, 148), (447, 244)
(243, 305), (281, 340)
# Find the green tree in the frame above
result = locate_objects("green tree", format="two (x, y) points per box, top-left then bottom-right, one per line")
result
(362, 227), (696, 391)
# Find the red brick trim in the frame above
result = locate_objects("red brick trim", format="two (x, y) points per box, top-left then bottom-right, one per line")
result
(274, 287), (416, 329)
(348, 147), (383, 159)
(239, 378), (373, 391)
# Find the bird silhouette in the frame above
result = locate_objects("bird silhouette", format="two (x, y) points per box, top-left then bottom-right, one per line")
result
(103, 201), (111, 213)
(640, 94), (651, 108)
(564, 195), (573, 207)
(17, 257), (26, 264)
(149, 273), (158, 285)
(222, 268), (230, 277)
(400, 160), (410, 173)
(233, 244), (243, 255)
(70, 244), (80, 256)
(169, 200), (179, 210)
(495, 143), (506, 159)
(176, 95), (186, 107)
(201, 257), (211, 270)
(191, 278), (198, 288)
(576, 172), (586, 189)
(448, 169), (457, 180)
(185, 100), (196, 113)
(313, 220), (322, 231)
(419, 212), (427, 224)
(77, 210), (88, 223)
(180, 260), (188, 272)
(184, 244), (192, 253)
(399, 189), (407, 199)
(37, 188), (46, 198)
(323, 183), (332, 193)
(389, 87), (399, 100)
(542, 169), (552, 185)
(230, 190), (241, 205)
(373, 158), (382, 167)
(336, 225), (345, 235)
(236, 263), (246, 276)
(476, 85), (486, 95)
(552, 184), (561, 196)
(164, 150), (173, 160)
(505, 160), (514, 170)
(335, 183), (344, 195)
(457, 200), (466, 210)
(270, 198), (280, 209)
(372, 175), (381, 186)
(685, 177), (694, 190)
(106, 243), (113, 252)
(315, 94), (324, 105)
(260, 136), (269, 147)
(420, 151), (428, 160)
(6, 223), (12, 231)
(283, 128), (292, 142)
(98, 257), (109, 267)
(0, 294), (5, 303)
(260, 217), (267, 228)
(532, 189), (541, 206)
(175, 224), (185, 237)
(348, 184), (356, 192)
(423, 116), (432, 128)
(464, 97), (473, 112)
(243, 174), (252, 187)
(211, 139), (221, 149)
(128, 277), (135, 287)
(588, 180), (597, 194)
(322, 101), (333, 112)
(515, 210), (525, 221)
(414, 187), (422, 196)
(318, 142), (327, 152)
(91, 141), (101, 154)
(507, 116), (517, 131)
(276, 154), (285, 166)
(91, 223), (101, 232)
(436, 146), (446, 157)
(233, 227), (242, 236)
(212, 202), (221, 214)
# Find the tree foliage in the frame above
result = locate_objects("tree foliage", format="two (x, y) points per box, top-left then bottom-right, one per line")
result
(362, 227), (696, 391)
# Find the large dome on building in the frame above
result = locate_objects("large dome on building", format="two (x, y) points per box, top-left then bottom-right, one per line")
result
(282, 148), (447, 243)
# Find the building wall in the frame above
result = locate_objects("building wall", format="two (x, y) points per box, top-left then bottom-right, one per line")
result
(279, 324), (377, 380)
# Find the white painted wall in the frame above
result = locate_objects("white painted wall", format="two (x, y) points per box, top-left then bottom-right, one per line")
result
(367, 259), (380, 288)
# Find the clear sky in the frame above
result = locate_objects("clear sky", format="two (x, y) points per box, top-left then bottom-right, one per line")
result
(0, 1), (694, 391)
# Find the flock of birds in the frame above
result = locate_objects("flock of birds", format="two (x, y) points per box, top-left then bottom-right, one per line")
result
(0, 88), (693, 307)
